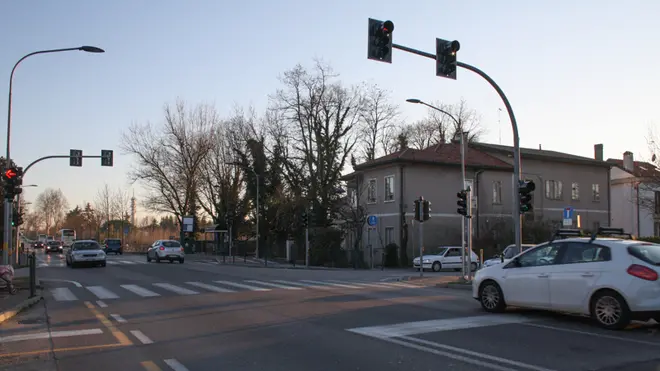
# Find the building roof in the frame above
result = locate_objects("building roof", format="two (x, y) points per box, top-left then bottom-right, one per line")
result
(471, 143), (611, 168)
(606, 159), (660, 178)
(351, 143), (513, 172)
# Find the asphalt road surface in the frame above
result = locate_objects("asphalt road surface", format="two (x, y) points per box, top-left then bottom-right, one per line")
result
(2, 250), (660, 371)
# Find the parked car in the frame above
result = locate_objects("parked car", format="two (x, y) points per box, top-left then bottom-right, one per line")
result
(45, 240), (63, 254)
(473, 227), (660, 330)
(413, 246), (479, 272)
(147, 240), (184, 264)
(103, 238), (123, 255)
(66, 240), (106, 268)
(482, 244), (536, 268)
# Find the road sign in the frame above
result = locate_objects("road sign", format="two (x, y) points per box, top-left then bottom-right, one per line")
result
(563, 207), (573, 219)
(70, 149), (83, 167)
(367, 215), (378, 227)
(183, 216), (194, 232)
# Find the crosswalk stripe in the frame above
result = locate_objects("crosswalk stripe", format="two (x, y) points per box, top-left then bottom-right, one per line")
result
(271, 280), (316, 288)
(245, 280), (302, 290)
(380, 282), (420, 288)
(185, 282), (235, 293)
(152, 283), (199, 295)
(330, 281), (390, 288)
(121, 284), (161, 297)
(106, 261), (120, 265)
(301, 280), (362, 289)
(118, 260), (137, 265)
(86, 286), (119, 299)
(213, 280), (271, 291)
(51, 287), (77, 301)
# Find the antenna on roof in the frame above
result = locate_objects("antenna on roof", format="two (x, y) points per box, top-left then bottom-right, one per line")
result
(498, 108), (502, 145)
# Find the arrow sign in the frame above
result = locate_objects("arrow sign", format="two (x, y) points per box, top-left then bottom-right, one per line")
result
(4, 169), (16, 179)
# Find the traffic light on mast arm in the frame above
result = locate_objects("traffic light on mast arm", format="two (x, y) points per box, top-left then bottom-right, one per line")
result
(422, 200), (431, 221)
(457, 190), (469, 217)
(368, 18), (394, 63)
(436, 38), (460, 80)
(519, 180), (536, 214)
(2, 166), (23, 198)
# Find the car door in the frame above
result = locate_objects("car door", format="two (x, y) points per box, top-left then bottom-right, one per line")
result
(501, 243), (564, 309)
(443, 248), (462, 269)
(548, 242), (611, 313)
(148, 241), (158, 258)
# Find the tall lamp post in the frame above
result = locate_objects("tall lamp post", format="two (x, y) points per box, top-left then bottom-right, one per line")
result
(4, 46), (104, 264)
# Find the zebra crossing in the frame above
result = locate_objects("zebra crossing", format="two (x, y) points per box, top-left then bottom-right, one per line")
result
(46, 279), (424, 302)
(37, 258), (222, 268)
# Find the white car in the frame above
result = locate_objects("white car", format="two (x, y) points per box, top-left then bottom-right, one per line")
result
(473, 228), (660, 330)
(147, 240), (185, 264)
(482, 244), (536, 268)
(66, 240), (106, 268)
(413, 246), (479, 272)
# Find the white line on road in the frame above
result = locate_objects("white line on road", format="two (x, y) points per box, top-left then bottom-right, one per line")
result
(0, 329), (103, 343)
(522, 322), (660, 347)
(110, 314), (127, 323)
(301, 280), (361, 289)
(164, 359), (190, 371)
(87, 286), (119, 299)
(121, 284), (161, 297)
(185, 282), (235, 293)
(51, 287), (78, 301)
(213, 280), (270, 291)
(106, 261), (119, 265)
(130, 330), (153, 344)
(245, 280), (302, 290)
(152, 283), (199, 295)
(41, 278), (83, 287)
(119, 260), (138, 264)
(380, 282), (421, 288)
(96, 300), (108, 308)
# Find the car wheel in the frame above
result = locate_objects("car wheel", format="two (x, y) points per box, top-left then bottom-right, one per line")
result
(590, 290), (631, 330)
(471, 262), (478, 272)
(147, 255), (151, 262)
(432, 261), (441, 272)
(179, 258), (184, 264)
(479, 280), (506, 313)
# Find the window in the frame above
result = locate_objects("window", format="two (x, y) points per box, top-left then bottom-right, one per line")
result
(72, 241), (101, 251)
(445, 249), (462, 257)
(571, 182), (579, 201)
(545, 180), (563, 200)
(628, 243), (660, 266)
(367, 178), (377, 204)
(514, 243), (561, 267)
(492, 181), (502, 204)
(655, 191), (660, 214)
(384, 175), (395, 202)
(592, 184), (600, 202)
(560, 242), (611, 264)
(385, 227), (394, 245)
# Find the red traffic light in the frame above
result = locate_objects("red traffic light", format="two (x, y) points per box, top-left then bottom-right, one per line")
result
(4, 169), (16, 179)
(382, 20), (394, 33)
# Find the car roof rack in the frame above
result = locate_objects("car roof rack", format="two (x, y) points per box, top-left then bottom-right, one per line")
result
(549, 228), (583, 243)
(589, 227), (633, 243)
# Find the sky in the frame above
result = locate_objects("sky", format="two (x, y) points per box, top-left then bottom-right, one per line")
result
(1, 0), (658, 220)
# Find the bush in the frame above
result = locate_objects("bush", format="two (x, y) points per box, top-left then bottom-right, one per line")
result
(309, 227), (347, 267)
(384, 243), (399, 267)
(638, 236), (660, 243)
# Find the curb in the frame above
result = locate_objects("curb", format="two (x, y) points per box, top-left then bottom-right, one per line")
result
(0, 294), (43, 325)
(435, 283), (473, 291)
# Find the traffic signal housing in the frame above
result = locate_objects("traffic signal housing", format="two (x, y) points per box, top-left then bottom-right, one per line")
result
(519, 180), (536, 214)
(301, 210), (308, 228)
(70, 149), (83, 167)
(3, 166), (23, 198)
(12, 206), (23, 227)
(422, 200), (431, 221)
(101, 150), (114, 167)
(436, 38), (460, 80)
(457, 190), (468, 217)
(368, 18), (394, 63)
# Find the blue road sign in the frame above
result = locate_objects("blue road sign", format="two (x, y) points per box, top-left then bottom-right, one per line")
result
(124, 226), (129, 235)
(563, 208), (574, 219)
(367, 215), (378, 226)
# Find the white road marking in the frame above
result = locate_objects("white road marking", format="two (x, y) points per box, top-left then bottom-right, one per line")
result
(121, 284), (161, 297)
(106, 261), (119, 265)
(0, 329), (103, 343)
(271, 280), (318, 288)
(96, 300), (108, 308)
(213, 280), (270, 291)
(130, 330), (153, 344)
(110, 314), (127, 323)
(301, 280), (362, 289)
(379, 282), (420, 288)
(119, 260), (137, 264)
(164, 359), (190, 371)
(41, 278), (83, 287)
(522, 322), (660, 347)
(347, 314), (532, 338)
(86, 286), (119, 299)
(185, 282), (235, 293)
(152, 283), (199, 295)
(51, 287), (78, 301)
(245, 280), (302, 290)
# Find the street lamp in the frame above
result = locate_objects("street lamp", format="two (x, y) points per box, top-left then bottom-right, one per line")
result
(405, 98), (460, 127)
(4, 46), (104, 264)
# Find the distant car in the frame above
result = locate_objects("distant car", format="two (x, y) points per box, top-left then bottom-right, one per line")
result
(66, 240), (106, 268)
(147, 240), (184, 264)
(413, 246), (479, 272)
(32, 241), (45, 249)
(103, 238), (123, 255)
(45, 240), (63, 254)
(482, 244), (536, 268)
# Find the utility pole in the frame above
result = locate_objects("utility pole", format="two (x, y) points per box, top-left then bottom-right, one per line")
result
(467, 185), (474, 281)
(460, 132), (467, 280)
(417, 197), (424, 278)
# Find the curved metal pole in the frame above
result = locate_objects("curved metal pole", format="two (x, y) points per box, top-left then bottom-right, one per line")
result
(418, 101), (460, 127)
(23, 155), (72, 175)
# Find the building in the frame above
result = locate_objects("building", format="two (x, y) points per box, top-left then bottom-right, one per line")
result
(342, 142), (611, 265)
(608, 151), (660, 237)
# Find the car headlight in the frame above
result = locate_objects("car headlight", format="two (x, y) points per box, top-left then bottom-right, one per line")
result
(423, 259), (430, 263)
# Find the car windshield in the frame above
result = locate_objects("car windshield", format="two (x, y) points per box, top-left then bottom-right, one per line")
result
(72, 242), (101, 251)
(503, 246), (520, 259)
(426, 247), (448, 256)
(163, 241), (181, 248)
(106, 240), (121, 245)
(628, 243), (660, 266)
(47, 241), (60, 246)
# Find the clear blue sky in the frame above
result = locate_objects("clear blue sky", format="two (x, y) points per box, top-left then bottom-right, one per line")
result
(1, 0), (658, 218)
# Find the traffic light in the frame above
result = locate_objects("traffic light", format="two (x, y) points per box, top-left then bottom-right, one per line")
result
(457, 190), (468, 217)
(413, 198), (421, 222)
(101, 150), (114, 167)
(3, 166), (22, 198)
(422, 200), (431, 221)
(70, 149), (83, 167)
(436, 38), (460, 80)
(368, 18), (394, 63)
(12, 207), (23, 227)
(519, 180), (536, 214)
(301, 210), (308, 228)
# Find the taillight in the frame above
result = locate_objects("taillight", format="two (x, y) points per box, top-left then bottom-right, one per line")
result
(159, 247), (165, 251)
(627, 264), (658, 281)
(180, 247), (184, 252)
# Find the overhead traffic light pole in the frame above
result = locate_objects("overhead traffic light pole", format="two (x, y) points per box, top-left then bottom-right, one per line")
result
(367, 18), (523, 252)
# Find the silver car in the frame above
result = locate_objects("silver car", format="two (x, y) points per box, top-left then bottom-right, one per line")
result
(66, 240), (106, 268)
(147, 240), (185, 264)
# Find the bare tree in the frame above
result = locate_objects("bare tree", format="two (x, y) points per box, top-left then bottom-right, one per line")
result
(34, 188), (69, 235)
(439, 98), (484, 142)
(112, 188), (132, 222)
(402, 120), (440, 150)
(121, 100), (216, 226)
(358, 83), (399, 161)
(95, 184), (113, 230)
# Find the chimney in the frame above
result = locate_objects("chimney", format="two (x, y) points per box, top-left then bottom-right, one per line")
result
(539, 144), (542, 150)
(623, 151), (634, 172)
(594, 144), (603, 161)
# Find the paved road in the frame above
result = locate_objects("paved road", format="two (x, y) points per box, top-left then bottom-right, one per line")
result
(3, 251), (660, 370)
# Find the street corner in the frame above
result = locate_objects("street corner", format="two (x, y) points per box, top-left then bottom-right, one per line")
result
(0, 292), (43, 325)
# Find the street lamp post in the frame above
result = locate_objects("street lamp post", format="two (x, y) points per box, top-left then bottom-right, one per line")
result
(4, 46), (104, 265)
(406, 98), (473, 281)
